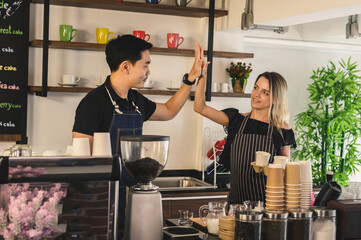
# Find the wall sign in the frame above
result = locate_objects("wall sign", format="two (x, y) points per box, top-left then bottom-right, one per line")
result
(0, 0), (29, 142)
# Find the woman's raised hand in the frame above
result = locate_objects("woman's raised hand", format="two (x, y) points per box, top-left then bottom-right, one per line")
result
(188, 41), (203, 82)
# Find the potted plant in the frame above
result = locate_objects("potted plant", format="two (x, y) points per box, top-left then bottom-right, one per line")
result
(293, 58), (361, 186)
(226, 62), (252, 93)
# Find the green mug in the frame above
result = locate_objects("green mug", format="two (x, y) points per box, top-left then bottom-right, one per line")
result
(59, 25), (78, 42)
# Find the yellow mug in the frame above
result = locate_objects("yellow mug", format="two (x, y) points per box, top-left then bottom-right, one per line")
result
(96, 28), (114, 44)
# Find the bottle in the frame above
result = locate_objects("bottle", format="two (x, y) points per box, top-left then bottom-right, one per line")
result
(311, 207), (336, 240)
(207, 139), (226, 160)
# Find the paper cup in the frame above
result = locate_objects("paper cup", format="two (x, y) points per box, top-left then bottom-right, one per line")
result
(266, 203), (284, 210)
(266, 196), (285, 202)
(285, 162), (301, 184)
(266, 166), (284, 187)
(65, 145), (73, 156)
(299, 160), (312, 183)
(255, 151), (271, 166)
(267, 186), (285, 190)
(92, 132), (112, 156)
(72, 138), (91, 156)
(274, 156), (288, 169)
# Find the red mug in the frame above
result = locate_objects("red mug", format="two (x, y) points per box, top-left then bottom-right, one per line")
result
(133, 30), (151, 42)
(167, 33), (184, 49)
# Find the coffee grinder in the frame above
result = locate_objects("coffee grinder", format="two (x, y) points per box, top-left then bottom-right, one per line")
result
(120, 135), (169, 240)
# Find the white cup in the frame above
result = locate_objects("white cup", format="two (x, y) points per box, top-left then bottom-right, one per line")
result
(274, 156), (289, 169)
(144, 79), (155, 88)
(221, 83), (232, 93)
(92, 132), (112, 156)
(255, 151), (271, 166)
(170, 79), (181, 89)
(62, 75), (80, 84)
(65, 145), (73, 156)
(299, 160), (312, 183)
(212, 82), (220, 92)
(72, 138), (91, 156)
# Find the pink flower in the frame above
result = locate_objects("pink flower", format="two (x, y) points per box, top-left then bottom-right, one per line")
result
(0, 183), (65, 240)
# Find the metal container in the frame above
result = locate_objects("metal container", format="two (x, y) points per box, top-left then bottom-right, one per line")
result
(235, 211), (263, 240)
(287, 208), (312, 240)
(261, 210), (288, 240)
(311, 207), (336, 240)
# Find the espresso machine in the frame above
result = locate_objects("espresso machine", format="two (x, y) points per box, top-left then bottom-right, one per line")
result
(120, 135), (169, 240)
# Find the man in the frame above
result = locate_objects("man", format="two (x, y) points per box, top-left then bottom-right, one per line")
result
(72, 34), (203, 150)
(71, 34), (204, 238)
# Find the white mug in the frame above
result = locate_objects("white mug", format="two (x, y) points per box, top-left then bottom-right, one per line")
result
(144, 79), (155, 88)
(72, 138), (91, 156)
(221, 83), (232, 93)
(62, 75), (80, 84)
(170, 79), (181, 89)
(273, 156), (288, 169)
(92, 132), (112, 156)
(255, 151), (271, 166)
(212, 82), (220, 92)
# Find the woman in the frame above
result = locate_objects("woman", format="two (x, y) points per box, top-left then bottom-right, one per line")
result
(194, 68), (296, 204)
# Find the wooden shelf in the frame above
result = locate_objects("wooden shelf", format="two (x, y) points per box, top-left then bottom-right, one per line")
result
(28, 86), (251, 98)
(31, 0), (228, 18)
(30, 40), (255, 59)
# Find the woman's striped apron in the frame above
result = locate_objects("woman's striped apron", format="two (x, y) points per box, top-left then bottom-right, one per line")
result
(228, 114), (275, 204)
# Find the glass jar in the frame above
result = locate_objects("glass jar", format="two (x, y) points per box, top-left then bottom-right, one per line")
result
(311, 207), (336, 240)
(287, 208), (313, 240)
(261, 210), (288, 240)
(235, 211), (263, 240)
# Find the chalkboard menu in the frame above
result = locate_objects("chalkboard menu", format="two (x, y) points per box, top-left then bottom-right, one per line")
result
(0, 0), (29, 143)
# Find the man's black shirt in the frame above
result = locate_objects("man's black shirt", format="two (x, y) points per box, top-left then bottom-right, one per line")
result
(72, 76), (156, 136)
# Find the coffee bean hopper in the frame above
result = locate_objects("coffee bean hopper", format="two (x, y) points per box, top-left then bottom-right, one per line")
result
(120, 135), (169, 240)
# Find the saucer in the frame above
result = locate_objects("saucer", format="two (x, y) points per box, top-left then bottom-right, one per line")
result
(58, 82), (78, 87)
(167, 87), (179, 91)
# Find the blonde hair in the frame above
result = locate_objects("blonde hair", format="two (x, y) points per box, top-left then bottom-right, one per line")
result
(255, 72), (290, 126)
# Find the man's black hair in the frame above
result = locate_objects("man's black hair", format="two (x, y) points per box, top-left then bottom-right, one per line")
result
(105, 34), (153, 72)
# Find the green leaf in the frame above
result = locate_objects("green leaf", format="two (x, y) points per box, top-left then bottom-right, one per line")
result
(295, 58), (361, 186)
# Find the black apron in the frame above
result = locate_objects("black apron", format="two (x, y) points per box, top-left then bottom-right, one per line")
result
(228, 114), (275, 204)
(105, 86), (143, 237)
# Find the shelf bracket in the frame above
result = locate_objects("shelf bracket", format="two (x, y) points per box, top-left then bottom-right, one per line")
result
(206, 0), (215, 102)
(36, 0), (50, 97)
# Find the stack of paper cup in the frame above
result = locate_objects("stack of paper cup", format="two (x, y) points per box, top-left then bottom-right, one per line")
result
(285, 162), (301, 209)
(299, 161), (313, 208)
(265, 164), (285, 210)
(218, 216), (235, 240)
(255, 151), (271, 166)
(273, 156), (288, 170)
